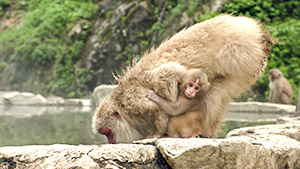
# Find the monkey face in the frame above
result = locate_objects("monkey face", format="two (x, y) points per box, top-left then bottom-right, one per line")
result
(269, 69), (282, 81)
(92, 98), (120, 144)
(185, 81), (201, 98)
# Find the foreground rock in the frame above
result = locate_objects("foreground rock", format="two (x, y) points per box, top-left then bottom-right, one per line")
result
(157, 135), (300, 169)
(0, 144), (168, 169)
(1, 117), (300, 168)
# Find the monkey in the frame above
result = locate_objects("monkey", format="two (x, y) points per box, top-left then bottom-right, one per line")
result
(268, 68), (293, 104)
(92, 14), (270, 144)
(147, 69), (211, 138)
(147, 69), (210, 116)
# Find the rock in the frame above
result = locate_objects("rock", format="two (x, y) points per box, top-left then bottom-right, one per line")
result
(90, 84), (117, 111)
(45, 96), (65, 105)
(226, 124), (300, 142)
(156, 135), (300, 169)
(64, 99), (90, 106)
(0, 144), (168, 169)
(68, 23), (82, 38)
(226, 117), (300, 142)
(2, 92), (47, 105)
(228, 101), (296, 113)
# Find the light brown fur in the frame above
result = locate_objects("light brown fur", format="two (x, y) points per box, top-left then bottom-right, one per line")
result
(92, 14), (269, 143)
(268, 68), (293, 104)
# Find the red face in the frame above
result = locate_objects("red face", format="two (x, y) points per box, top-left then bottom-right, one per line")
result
(185, 80), (201, 99)
(98, 111), (121, 144)
(268, 73), (273, 81)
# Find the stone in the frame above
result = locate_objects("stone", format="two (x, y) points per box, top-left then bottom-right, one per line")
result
(90, 84), (117, 111)
(156, 135), (300, 169)
(226, 117), (300, 142)
(2, 92), (47, 105)
(0, 144), (168, 169)
(64, 99), (90, 106)
(228, 101), (296, 113)
(45, 96), (65, 105)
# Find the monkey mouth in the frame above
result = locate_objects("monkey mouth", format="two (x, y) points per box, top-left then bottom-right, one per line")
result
(185, 92), (194, 99)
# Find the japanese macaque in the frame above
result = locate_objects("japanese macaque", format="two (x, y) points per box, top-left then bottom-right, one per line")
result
(92, 14), (272, 144)
(268, 68), (293, 104)
(147, 69), (211, 138)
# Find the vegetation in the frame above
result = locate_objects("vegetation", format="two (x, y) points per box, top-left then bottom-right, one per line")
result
(0, 0), (299, 101)
(0, 0), (98, 97)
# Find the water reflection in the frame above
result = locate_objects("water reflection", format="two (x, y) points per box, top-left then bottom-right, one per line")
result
(0, 105), (288, 146)
(0, 105), (107, 146)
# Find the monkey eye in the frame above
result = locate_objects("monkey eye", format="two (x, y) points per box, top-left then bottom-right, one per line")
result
(189, 83), (193, 87)
(112, 108), (121, 119)
(195, 87), (199, 90)
(113, 111), (121, 119)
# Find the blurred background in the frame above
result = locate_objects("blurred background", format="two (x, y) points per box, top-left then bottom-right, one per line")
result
(0, 0), (299, 103)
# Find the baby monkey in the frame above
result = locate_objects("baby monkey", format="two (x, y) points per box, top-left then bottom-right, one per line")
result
(147, 69), (211, 138)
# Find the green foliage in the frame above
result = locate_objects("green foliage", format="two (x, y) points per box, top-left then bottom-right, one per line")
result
(0, 0), (98, 97)
(0, 0), (10, 16)
(0, 0), (9, 7)
(223, 0), (300, 22)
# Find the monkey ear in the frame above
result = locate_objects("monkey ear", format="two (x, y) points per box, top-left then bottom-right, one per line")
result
(202, 82), (211, 93)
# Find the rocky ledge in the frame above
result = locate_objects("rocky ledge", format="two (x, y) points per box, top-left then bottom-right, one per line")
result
(0, 91), (90, 106)
(1, 117), (299, 169)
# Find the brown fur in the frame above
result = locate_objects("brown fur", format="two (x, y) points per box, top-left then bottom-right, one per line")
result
(268, 68), (293, 104)
(147, 66), (211, 138)
(92, 14), (269, 143)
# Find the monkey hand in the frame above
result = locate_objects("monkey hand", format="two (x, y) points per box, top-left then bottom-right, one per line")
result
(146, 90), (157, 101)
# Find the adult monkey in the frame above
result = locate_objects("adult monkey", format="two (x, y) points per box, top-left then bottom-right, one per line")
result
(92, 14), (271, 144)
(268, 68), (293, 104)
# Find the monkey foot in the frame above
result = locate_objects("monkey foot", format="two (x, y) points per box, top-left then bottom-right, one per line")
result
(196, 134), (210, 138)
(146, 133), (163, 139)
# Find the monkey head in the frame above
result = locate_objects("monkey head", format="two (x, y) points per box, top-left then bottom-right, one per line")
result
(185, 80), (201, 98)
(180, 69), (211, 98)
(92, 97), (146, 144)
(268, 68), (282, 82)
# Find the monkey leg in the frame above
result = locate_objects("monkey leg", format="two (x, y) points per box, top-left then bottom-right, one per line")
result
(280, 94), (291, 104)
(146, 110), (169, 138)
(167, 117), (181, 138)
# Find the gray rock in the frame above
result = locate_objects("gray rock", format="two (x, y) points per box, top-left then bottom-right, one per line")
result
(64, 99), (90, 106)
(0, 144), (168, 169)
(2, 92), (47, 105)
(90, 84), (117, 111)
(228, 101), (296, 113)
(156, 135), (300, 169)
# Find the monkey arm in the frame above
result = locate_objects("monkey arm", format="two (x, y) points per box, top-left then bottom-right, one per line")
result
(147, 90), (190, 116)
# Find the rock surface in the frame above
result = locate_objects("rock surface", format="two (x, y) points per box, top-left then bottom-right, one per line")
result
(90, 84), (117, 111)
(0, 144), (168, 169)
(228, 101), (296, 113)
(0, 91), (90, 106)
(1, 117), (300, 168)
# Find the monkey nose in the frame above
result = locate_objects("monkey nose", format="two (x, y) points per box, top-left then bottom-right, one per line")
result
(99, 127), (112, 136)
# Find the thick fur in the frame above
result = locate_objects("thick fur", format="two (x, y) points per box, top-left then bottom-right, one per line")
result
(92, 14), (268, 143)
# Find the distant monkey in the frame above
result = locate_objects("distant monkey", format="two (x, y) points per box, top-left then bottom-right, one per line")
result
(147, 69), (211, 138)
(268, 68), (293, 104)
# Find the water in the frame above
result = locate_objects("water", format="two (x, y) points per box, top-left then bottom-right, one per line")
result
(0, 105), (287, 146)
(0, 105), (107, 146)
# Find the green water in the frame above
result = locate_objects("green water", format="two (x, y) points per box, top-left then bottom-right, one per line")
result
(0, 106), (106, 146)
(0, 106), (279, 146)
